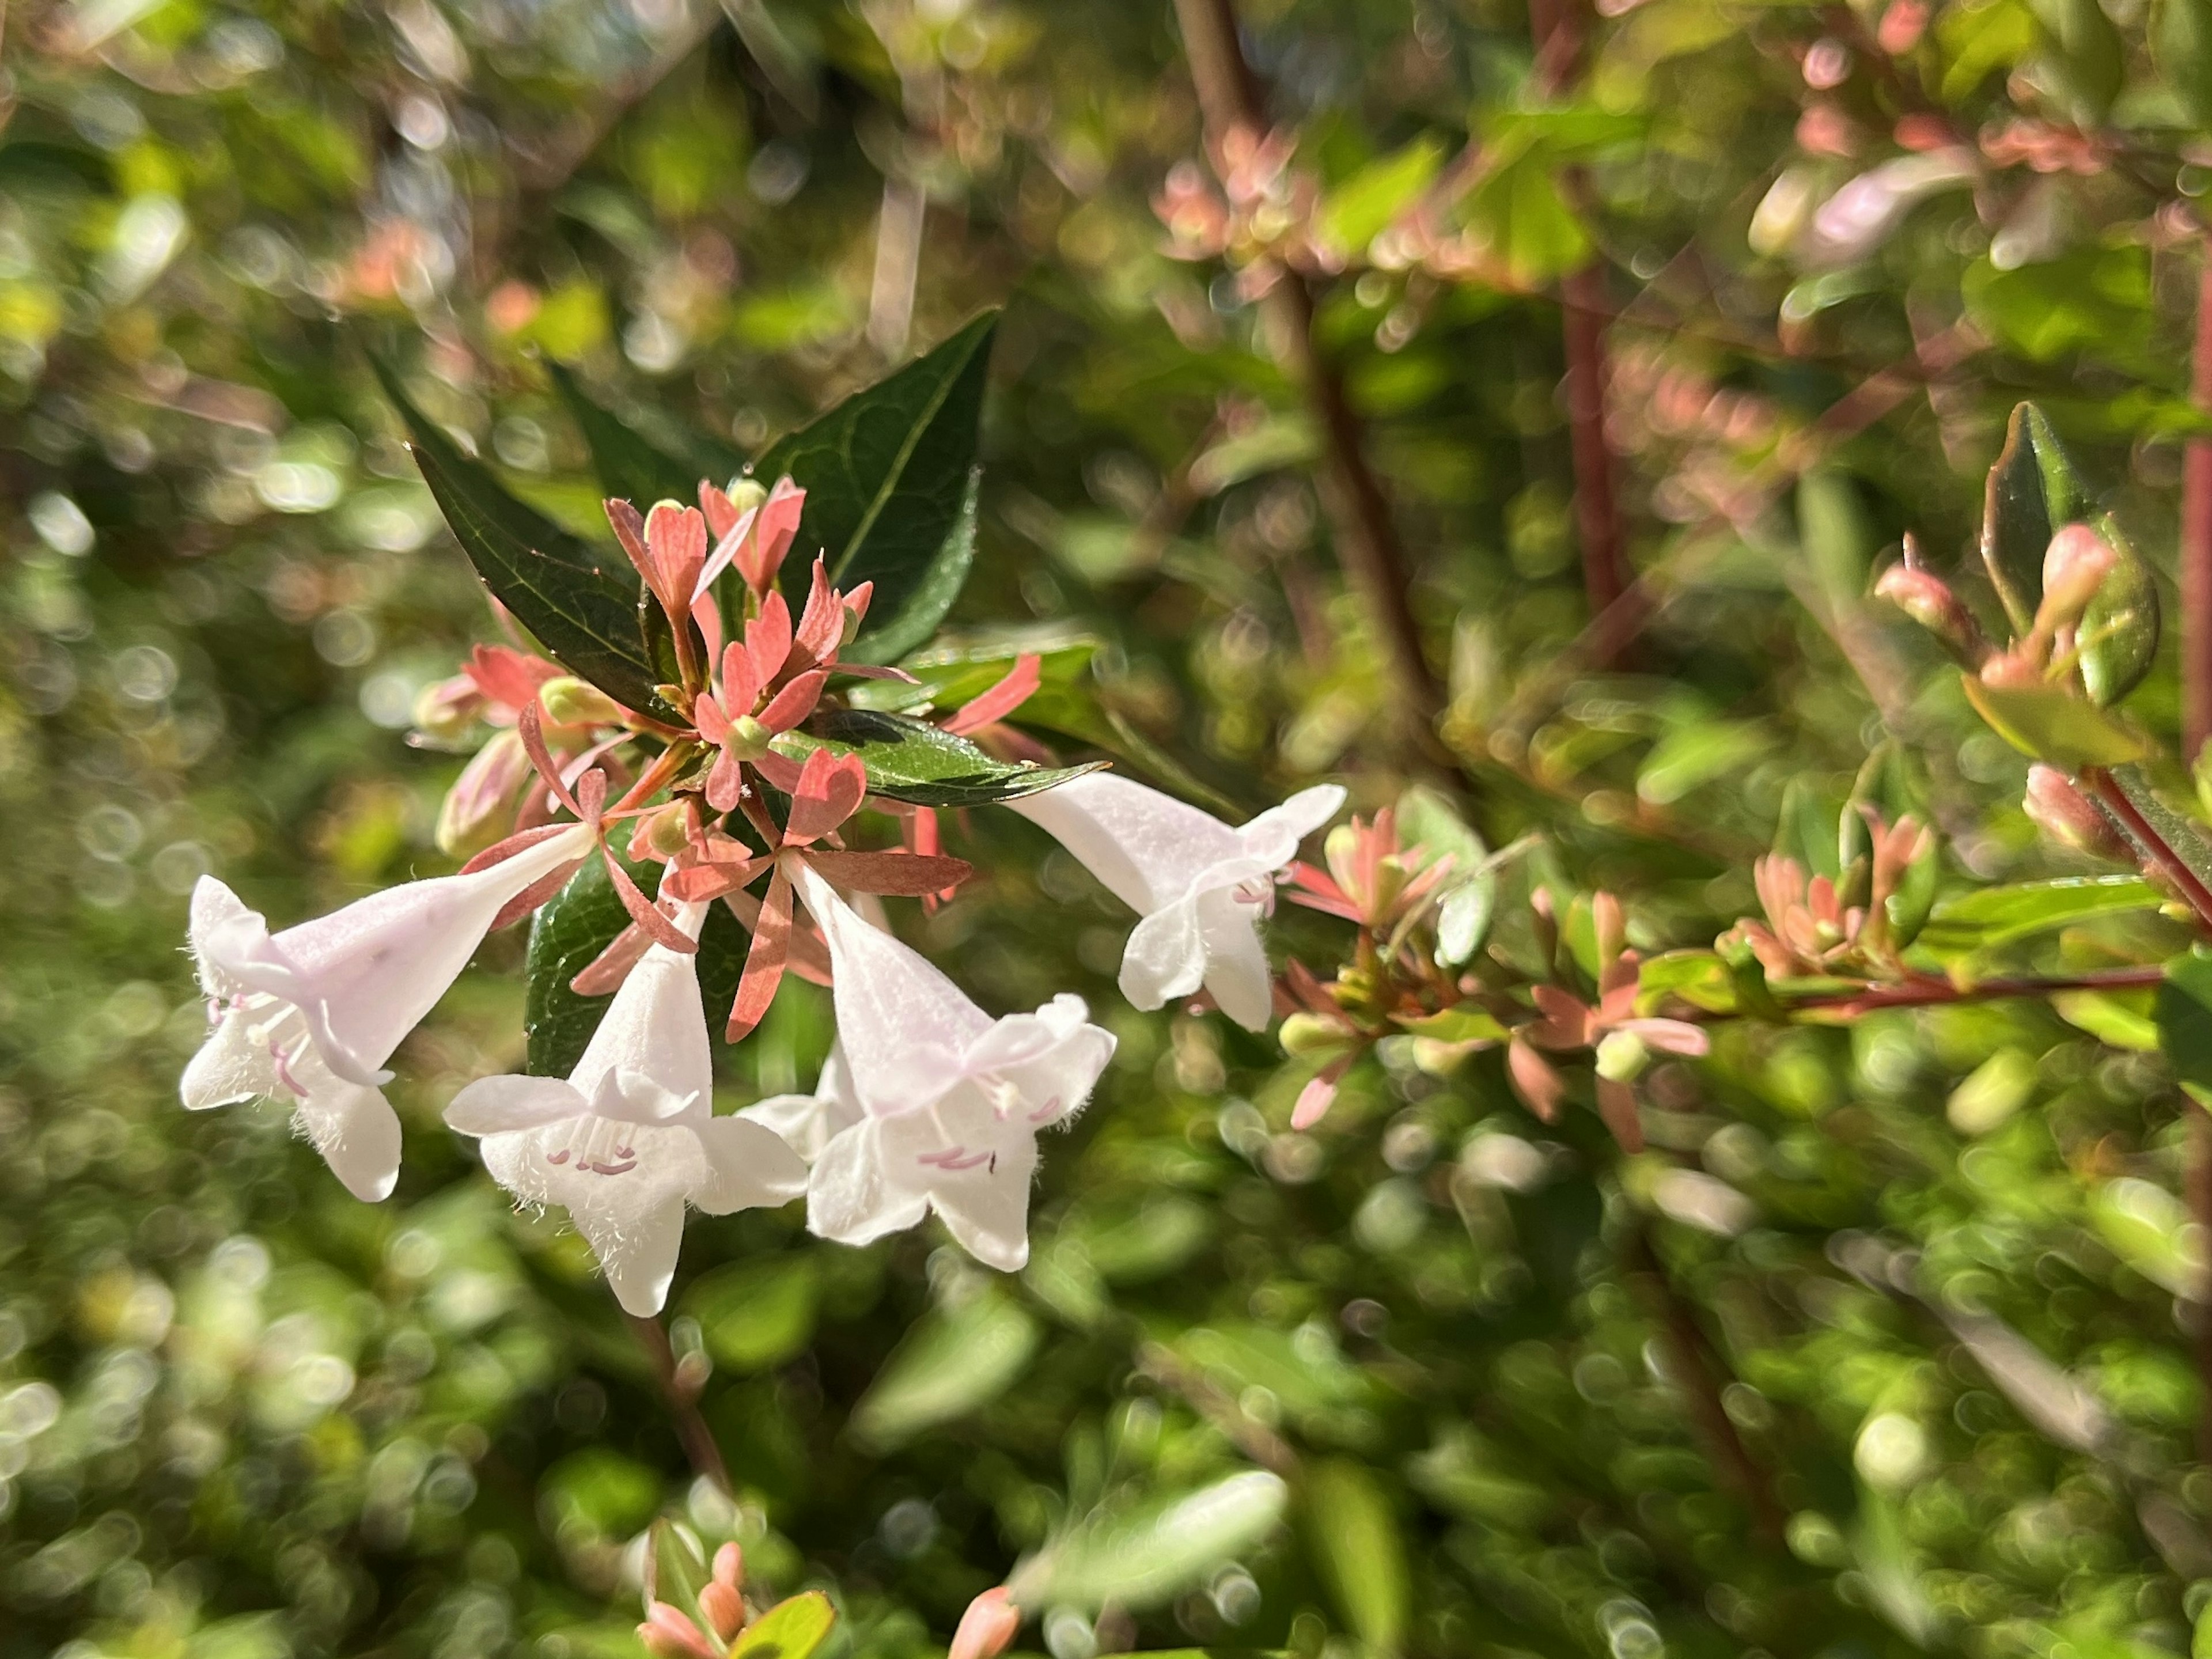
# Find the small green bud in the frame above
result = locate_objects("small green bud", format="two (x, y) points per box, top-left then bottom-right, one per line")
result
(1281, 1012), (1354, 1059)
(724, 714), (771, 760)
(726, 476), (767, 516)
(539, 676), (623, 727)
(1594, 1029), (1650, 1084)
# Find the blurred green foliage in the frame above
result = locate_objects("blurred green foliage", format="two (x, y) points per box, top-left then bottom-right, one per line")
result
(15, 1), (2212, 1658)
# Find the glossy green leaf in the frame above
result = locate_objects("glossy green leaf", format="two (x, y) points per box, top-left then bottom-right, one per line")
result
(730, 1591), (836, 1659)
(683, 1256), (820, 1374)
(2157, 0), (2212, 125)
(372, 356), (664, 714)
(1005, 1471), (1289, 1615)
(2078, 513), (2160, 707)
(1304, 1460), (1410, 1657)
(1960, 677), (2150, 767)
(1637, 721), (1771, 806)
(847, 631), (1100, 715)
(1980, 402), (2085, 632)
(2028, 0), (2125, 119)
(548, 359), (710, 507)
(849, 1291), (1040, 1450)
(756, 311), (997, 662)
(770, 707), (1103, 807)
(524, 855), (759, 1076)
(1316, 137), (1444, 256)
(1637, 950), (1738, 1015)
(1392, 1006), (1509, 1043)
(1918, 876), (2163, 954)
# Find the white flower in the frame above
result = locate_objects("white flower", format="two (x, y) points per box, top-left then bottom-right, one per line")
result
(444, 899), (808, 1316)
(741, 1043), (863, 1162)
(785, 860), (1115, 1271)
(1006, 775), (1345, 1030)
(182, 825), (593, 1201)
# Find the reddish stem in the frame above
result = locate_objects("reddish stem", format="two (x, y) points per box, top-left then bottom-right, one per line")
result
(2082, 768), (2212, 932)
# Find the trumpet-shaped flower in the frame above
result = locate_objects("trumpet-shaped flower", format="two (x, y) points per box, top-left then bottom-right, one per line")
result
(444, 900), (807, 1315)
(182, 824), (595, 1200)
(741, 1043), (863, 1162)
(783, 861), (1115, 1271)
(1007, 775), (1345, 1030)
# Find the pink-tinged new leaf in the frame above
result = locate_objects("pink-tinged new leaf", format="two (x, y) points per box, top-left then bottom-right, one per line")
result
(785, 750), (868, 843)
(944, 654), (1042, 737)
(460, 820), (587, 875)
(1528, 984), (1593, 1049)
(605, 498), (652, 584)
(517, 703), (583, 819)
(727, 866), (793, 1038)
(1596, 1077), (1645, 1152)
(465, 643), (560, 713)
(1508, 1036), (1566, 1122)
(758, 668), (827, 734)
(802, 850), (974, 895)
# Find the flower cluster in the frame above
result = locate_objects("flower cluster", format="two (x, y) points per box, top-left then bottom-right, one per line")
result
(182, 472), (1344, 1313)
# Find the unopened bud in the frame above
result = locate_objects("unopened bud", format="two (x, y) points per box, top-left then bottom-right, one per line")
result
(698, 1582), (746, 1643)
(628, 801), (694, 861)
(723, 713), (771, 760)
(2039, 523), (2117, 628)
(841, 605), (863, 646)
(1594, 1029), (1650, 1084)
(1281, 1011), (1355, 1059)
(949, 1588), (1021, 1659)
(539, 676), (623, 727)
(725, 476), (767, 516)
(1873, 563), (1986, 663)
(711, 1542), (744, 1592)
(638, 1603), (717, 1659)
(1978, 649), (2041, 689)
(412, 675), (486, 745)
(2022, 763), (2128, 859)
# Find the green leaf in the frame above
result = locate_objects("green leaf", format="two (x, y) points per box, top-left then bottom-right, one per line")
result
(2078, 513), (2161, 708)
(1304, 1460), (1410, 1657)
(756, 310), (997, 663)
(1918, 876), (2163, 954)
(730, 1592), (836, 1659)
(1465, 155), (1588, 289)
(525, 856), (760, 1077)
(1960, 676), (2150, 767)
(2157, 948), (2212, 1098)
(370, 355), (665, 714)
(1392, 1006), (1509, 1043)
(644, 1518), (712, 1628)
(2055, 988), (2161, 1051)
(1005, 1471), (1289, 1615)
(1637, 721), (1772, 807)
(1316, 137), (1444, 257)
(547, 359), (709, 506)
(682, 1256), (820, 1374)
(847, 631), (1100, 715)
(2027, 0), (2124, 119)
(771, 707), (1103, 808)
(1637, 950), (1738, 1015)
(849, 1292), (1040, 1450)
(2157, 0), (2212, 126)
(1063, 1194), (1214, 1285)
(1964, 246), (2150, 369)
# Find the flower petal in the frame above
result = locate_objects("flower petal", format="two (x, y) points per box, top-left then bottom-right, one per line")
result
(1006, 773), (1242, 914)
(445, 1075), (588, 1135)
(691, 1116), (810, 1211)
(1118, 896), (1207, 1012)
(575, 1193), (688, 1317)
(1196, 887), (1274, 1031)
(1233, 783), (1347, 868)
(806, 1120), (927, 1245)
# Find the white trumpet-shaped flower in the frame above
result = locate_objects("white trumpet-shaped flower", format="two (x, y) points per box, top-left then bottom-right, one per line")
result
(444, 899), (808, 1315)
(1007, 775), (1345, 1030)
(183, 825), (594, 1201)
(741, 1043), (863, 1162)
(784, 860), (1115, 1271)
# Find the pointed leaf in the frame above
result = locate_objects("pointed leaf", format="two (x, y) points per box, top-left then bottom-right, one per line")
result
(1980, 402), (2087, 634)
(756, 312), (997, 662)
(2078, 512), (2160, 708)
(372, 355), (664, 713)
(1918, 876), (2164, 954)
(730, 1592), (836, 1659)
(644, 1519), (713, 1630)
(548, 359), (711, 506)
(770, 708), (1104, 808)
(1303, 1460), (1410, 1658)
(1005, 1472), (1289, 1616)
(1960, 677), (2150, 767)
(849, 1292), (1039, 1451)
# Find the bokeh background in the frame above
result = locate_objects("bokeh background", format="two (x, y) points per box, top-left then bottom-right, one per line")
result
(9, 1), (2212, 1657)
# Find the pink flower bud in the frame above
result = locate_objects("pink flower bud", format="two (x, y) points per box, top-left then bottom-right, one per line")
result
(712, 1541), (744, 1590)
(1873, 563), (1987, 663)
(2037, 524), (2117, 629)
(2023, 763), (2129, 859)
(950, 1588), (1022, 1659)
(698, 1582), (747, 1644)
(638, 1602), (719, 1659)
(412, 673), (487, 747)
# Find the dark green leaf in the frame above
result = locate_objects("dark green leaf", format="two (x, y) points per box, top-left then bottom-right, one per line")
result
(730, 1592), (836, 1659)
(371, 355), (664, 713)
(525, 855), (757, 1076)
(756, 311), (997, 662)
(770, 707), (1103, 807)
(2156, 949), (2212, 1099)
(547, 359), (704, 506)
(2157, 0), (2212, 125)
(2079, 512), (2160, 707)
(1980, 402), (2086, 633)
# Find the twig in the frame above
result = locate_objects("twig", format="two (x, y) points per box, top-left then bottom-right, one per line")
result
(1776, 964), (2165, 1020)
(1170, 0), (1446, 737)
(2082, 768), (2212, 930)
(1623, 1221), (1786, 1543)
(626, 1311), (732, 1495)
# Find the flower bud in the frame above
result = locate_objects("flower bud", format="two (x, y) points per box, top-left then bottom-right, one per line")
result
(638, 1603), (718, 1659)
(1280, 1011), (1355, 1059)
(950, 1588), (1021, 1659)
(539, 676), (623, 728)
(1594, 1028), (1650, 1084)
(1873, 563), (1986, 663)
(627, 801), (695, 862)
(2035, 523), (2118, 633)
(725, 476), (768, 517)
(698, 1582), (746, 1644)
(412, 674), (486, 747)
(2022, 763), (2128, 859)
